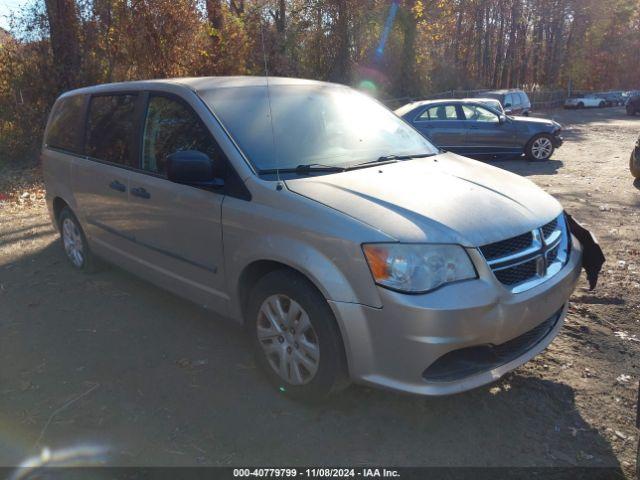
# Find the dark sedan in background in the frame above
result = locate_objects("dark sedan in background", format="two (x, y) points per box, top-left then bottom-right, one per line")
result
(395, 99), (563, 161)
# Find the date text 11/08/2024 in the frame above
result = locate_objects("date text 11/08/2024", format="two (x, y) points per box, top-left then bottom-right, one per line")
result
(233, 468), (400, 478)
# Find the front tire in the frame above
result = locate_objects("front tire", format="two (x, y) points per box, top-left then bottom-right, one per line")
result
(526, 134), (555, 161)
(630, 151), (640, 179)
(599, 101), (606, 108)
(58, 207), (97, 272)
(577, 102), (585, 109)
(247, 269), (349, 402)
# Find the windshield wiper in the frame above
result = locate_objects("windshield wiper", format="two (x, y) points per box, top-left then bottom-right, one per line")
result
(345, 152), (438, 170)
(258, 163), (346, 175)
(377, 152), (439, 161)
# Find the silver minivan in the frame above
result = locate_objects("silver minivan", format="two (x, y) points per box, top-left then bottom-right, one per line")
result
(43, 77), (582, 400)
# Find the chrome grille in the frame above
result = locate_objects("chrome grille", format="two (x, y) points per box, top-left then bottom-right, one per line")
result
(479, 232), (533, 261)
(479, 214), (569, 293)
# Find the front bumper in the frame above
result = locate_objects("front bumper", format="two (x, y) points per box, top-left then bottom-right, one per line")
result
(329, 236), (582, 395)
(552, 134), (564, 148)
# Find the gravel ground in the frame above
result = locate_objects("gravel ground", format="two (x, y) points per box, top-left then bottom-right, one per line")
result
(0, 107), (638, 477)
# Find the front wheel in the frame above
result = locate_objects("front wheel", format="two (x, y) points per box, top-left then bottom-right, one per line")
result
(247, 269), (349, 402)
(631, 151), (640, 179)
(526, 134), (555, 161)
(599, 101), (606, 108)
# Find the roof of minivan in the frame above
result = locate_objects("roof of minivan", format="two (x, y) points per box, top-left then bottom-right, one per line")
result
(60, 76), (334, 98)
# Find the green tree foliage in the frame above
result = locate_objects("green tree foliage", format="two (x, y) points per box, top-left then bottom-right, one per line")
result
(1, 0), (639, 164)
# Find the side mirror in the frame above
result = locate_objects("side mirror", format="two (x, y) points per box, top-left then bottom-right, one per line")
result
(166, 150), (224, 189)
(499, 114), (507, 124)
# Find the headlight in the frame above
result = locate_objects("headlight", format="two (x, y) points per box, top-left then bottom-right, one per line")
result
(362, 243), (477, 293)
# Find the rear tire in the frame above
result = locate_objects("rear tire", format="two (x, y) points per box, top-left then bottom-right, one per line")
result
(526, 134), (555, 161)
(246, 269), (350, 402)
(577, 102), (585, 109)
(58, 207), (98, 273)
(599, 101), (606, 108)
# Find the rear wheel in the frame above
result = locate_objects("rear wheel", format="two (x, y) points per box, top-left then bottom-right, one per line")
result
(577, 102), (585, 109)
(599, 101), (606, 108)
(526, 134), (555, 161)
(58, 207), (97, 272)
(247, 269), (349, 402)
(627, 105), (636, 116)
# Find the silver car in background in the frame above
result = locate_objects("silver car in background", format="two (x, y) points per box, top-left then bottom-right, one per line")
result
(43, 77), (582, 400)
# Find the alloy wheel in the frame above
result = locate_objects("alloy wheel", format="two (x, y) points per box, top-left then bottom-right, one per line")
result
(256, 294), (320, 385)
(531, 137), (553, 160)
(62, 218), (84, 268)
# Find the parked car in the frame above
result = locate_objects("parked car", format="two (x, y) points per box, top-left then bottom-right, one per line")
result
(630, 135), (640, 178)
(623, 90), (640, 105)
(395, 99), (563, 161)
(475, 89), (532, 116)
(43, 77), (581, 400)
(564, 94), (607, 109)
(597, 91), (625, 107)
(462, 97), (505, 114)
(626, 94), (640, 115)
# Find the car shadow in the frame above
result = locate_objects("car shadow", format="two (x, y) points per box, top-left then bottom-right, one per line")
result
(0, 240), (625, 475)
(486, 157), (564, 177)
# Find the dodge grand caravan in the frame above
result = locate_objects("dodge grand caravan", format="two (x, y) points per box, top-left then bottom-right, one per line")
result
(43, 77), (582, 400)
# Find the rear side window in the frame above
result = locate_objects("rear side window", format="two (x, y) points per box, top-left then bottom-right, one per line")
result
(418, 105), (459, 121)
(45, 95), (85, 153)
(142, 95), (219, 176)
(519, 92), (529, 105)
(504, 94), (514, 107)
(86, 94), (138, 166)
(512, 93), (522, 107)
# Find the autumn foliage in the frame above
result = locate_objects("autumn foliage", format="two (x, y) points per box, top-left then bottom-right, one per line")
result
(1, 0), (639, 164)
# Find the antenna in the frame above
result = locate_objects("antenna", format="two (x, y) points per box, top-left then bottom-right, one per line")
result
(260, 14), (281, 186)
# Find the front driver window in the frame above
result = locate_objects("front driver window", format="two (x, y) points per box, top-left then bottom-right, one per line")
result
(461, 104), (499, 123)
(142, 95), (219, 176)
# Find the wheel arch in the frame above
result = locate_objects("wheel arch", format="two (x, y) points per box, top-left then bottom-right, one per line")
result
(237, 259), (353, 377)
(52, 196), (70, 227)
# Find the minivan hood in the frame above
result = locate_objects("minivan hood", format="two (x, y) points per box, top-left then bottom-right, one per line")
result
(285, 153), (562, 246)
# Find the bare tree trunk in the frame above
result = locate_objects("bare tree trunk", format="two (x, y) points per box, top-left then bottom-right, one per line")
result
(329, 0), (350, 83)
(205, 0), (224, 30)
(44, 0), (81, 90)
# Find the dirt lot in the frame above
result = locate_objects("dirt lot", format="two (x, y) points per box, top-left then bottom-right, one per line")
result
(0, 107), (638, 476)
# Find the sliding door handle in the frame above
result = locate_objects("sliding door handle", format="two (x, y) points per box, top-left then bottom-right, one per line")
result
(131, 187), (151, 199)
(109, 180), (126, 192)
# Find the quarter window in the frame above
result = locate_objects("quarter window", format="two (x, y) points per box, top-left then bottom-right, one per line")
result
(142, 96), (218, 176)
(46, 95), (85, 153)
(418, 105), (459, 121)
(86, 94), (138, 166)
(461, 104), (499, 123)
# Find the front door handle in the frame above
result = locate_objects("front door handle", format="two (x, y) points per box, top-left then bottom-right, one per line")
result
(131, 187), (151, 199)
(109, 180), (126, 192)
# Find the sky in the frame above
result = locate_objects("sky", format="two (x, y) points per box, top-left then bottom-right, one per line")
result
(0, 0), (30, 31)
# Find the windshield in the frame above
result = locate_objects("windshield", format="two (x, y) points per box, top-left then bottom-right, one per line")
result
(200, 84), (437, 172)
